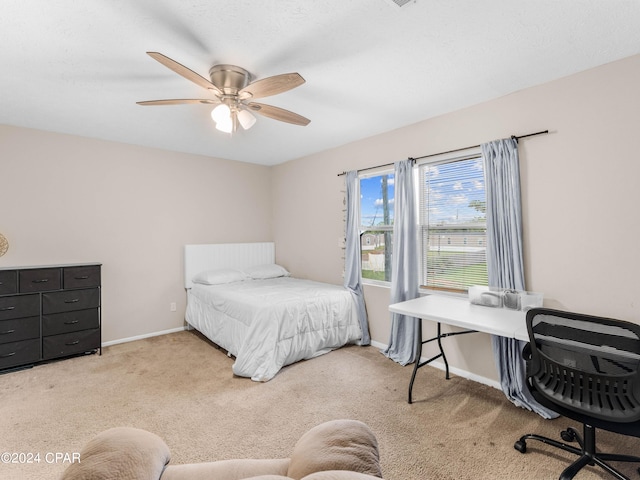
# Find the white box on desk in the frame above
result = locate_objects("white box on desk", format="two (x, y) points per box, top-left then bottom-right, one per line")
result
(468, 285), (543, 311)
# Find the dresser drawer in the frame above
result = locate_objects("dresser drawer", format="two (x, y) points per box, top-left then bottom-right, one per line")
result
(0, 294), (40, 321)
(0, 270), (18, 295)
(43, 309), (99, 336)
(0, 316), (39, 345)
(63, 265), (101, 289)
(42, 288), (100, 314)
(43, 328), (100, 360)
(0, 338), (40, 370)
(19, 268), (61, 293)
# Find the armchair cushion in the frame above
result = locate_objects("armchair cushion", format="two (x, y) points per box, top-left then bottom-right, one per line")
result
(243, 474), (380, 480)
(302, 472), (385, 480)
(160, 458), (290, 480)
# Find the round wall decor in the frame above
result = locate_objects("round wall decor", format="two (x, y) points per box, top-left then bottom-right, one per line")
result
(0, 233), (8, 257)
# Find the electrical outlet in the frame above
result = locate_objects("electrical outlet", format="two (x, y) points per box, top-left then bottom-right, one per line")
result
(170, 302), (177, 312)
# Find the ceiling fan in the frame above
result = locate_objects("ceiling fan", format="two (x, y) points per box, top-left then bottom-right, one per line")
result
(137, 52), (310, 133)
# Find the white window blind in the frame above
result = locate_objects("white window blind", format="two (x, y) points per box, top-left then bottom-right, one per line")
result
(418, 155), (488, 292)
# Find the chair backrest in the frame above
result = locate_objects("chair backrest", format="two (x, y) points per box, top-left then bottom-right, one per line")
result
(526, 308), (640, 423)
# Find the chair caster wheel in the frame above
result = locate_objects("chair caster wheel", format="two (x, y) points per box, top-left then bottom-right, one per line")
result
(561, 429), (576, 442)
(514, 440), (527, 453)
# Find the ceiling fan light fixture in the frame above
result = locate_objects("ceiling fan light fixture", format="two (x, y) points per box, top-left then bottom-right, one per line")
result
(211, 103), (231, 123)
(237, 109), (256, 130)
(212, 103), (235, 133)
(215, 116), (233, 133)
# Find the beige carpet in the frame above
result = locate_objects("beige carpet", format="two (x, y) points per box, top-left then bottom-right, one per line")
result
(1, 331), (639, 479)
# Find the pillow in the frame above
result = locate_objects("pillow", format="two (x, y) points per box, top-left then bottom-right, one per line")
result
(244, 264), (290, 280)
(192, 268), (246, 285)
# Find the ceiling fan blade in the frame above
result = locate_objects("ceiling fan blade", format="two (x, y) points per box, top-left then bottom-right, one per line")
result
(248, 102), (310, 126)
(146, 52), (223, 96)
(137, 99), (219, 106)
(239, 73), (305, 100)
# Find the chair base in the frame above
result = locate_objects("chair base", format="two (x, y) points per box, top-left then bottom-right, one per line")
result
(514, 424), (640, 480)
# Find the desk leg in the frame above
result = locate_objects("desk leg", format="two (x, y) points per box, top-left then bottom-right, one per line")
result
(408, 317), (422, 404)
(437, 322), (450, 380)
(407, 322), (473, 404)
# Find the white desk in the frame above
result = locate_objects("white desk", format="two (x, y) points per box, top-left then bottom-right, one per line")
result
(388, 294), (528, 403)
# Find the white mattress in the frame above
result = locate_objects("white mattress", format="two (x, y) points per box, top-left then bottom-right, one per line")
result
(185, 277), (362, 381)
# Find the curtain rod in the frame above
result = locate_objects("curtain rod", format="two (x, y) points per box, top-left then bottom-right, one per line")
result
(336, 129), (549, 177)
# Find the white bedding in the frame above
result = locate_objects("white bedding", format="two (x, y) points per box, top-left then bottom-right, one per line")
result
(185, 277), (362, 381)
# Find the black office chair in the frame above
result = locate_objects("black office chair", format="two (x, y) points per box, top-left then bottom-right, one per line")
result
(514, 308), (640, 480)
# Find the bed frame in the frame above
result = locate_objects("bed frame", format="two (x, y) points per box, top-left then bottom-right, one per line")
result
(184, 242), (275, 289)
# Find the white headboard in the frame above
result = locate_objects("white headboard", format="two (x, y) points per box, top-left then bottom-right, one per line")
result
(184, 242), (275, 289)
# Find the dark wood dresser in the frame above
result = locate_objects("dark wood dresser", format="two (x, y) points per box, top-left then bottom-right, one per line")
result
(0, 263), (101, 372)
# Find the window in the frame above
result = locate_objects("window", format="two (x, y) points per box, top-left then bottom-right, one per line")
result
(359, 171), (394, 282)
(357, 151), (488, 293)
(418, 152), (488, 292)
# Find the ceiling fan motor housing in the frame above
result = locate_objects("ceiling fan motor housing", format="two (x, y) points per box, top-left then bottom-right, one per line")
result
(208, 64), (252, 95)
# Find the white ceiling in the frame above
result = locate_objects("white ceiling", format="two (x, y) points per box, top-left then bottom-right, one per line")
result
(2, 1), (640, 166)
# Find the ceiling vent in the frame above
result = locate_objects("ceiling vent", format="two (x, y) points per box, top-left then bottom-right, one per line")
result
(383, 0), (415, 7)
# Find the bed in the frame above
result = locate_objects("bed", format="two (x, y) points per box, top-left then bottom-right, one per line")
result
(184, 243), (362, 381)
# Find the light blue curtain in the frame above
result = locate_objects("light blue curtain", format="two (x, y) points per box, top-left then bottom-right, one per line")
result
(382, 159), (420, 365)
(483, 138), (558, 419)
(344, 171), (371, 345)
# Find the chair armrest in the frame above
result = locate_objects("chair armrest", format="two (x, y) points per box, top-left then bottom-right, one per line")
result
(60, 427), (170, 480)
(287, 420), (381, 479)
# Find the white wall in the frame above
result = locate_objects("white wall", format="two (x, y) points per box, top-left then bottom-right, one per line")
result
(272, 53), (640, 383)
(0, 126), (272, 343)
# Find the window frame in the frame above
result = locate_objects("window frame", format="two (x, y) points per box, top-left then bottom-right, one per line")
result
(357, 147), (488, 296)
(358, 166), (395, 287)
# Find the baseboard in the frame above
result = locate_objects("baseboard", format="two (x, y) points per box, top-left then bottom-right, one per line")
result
(102, 326), (187, 347)
(369, 339), (501, 390)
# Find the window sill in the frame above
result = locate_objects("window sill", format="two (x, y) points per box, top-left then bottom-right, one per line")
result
(362, 279), (468, 300)
(362, 279), (391, 289)
(419, 288), (466, 299)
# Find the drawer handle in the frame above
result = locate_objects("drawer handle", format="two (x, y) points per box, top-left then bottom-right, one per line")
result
(0, 329), (16, 335)
(74, 275), (89, 280)
(32, 278), (49, 283)
(0, 352), (16, 358)
(0, 306), (16, 312)
(64, 299), (80, 304)
(64, 320), (79, 325)
(65, 340), (80, 346)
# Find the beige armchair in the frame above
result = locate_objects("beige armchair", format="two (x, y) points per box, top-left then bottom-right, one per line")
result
(60, 419), (383, 480)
